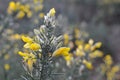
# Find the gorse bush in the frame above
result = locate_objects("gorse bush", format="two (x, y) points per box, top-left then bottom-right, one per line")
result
(18, 8), (70, 80)
(0, 1), (120, 80)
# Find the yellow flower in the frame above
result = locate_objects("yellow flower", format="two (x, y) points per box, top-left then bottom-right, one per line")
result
(4, 64), (10, 71)
(24, 4), (30, 12)
(64, 54), (73, 66)
(75, 40), (84, 46)
(76, 48), (85, 57)
(111, 65), (119, 73)
(94, 42), (102, 48)
(91, 42), (102, 51)
(83, 60), (93, 70)
(64, 33), (69, 45)
(18, 51), (36, 71)
(24, 43), (31, 48)
(16, 2), (21, 10)
(84, 43), (91, 51)
(21, 35), (33, 43)
(89, 50), (103, 58)
(27, 59), (34, 71)
(30, 43), (41, 51)
(8, 1), (16, 11)
(49, 8), (56, 16)
(104, 55), (113, 66)
(74, 28), (80, 39)
(52, 47), (70, 57)
(27, 11), (32, 18)
(21, 35), (41, 50)
(16, 11), (25, 19)
(88, 39), (94, 45)
(18, 51), (29, 57)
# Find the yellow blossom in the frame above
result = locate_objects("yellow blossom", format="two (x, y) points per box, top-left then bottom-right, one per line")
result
(111, 65), (119, 73)
(76, 48), (85, 57)
(64, 54), (73, 66)
(24, 43), (31, 48)
(52, 47), (70, 57)
(89, 50), (103, 58)
(74, 28), (80, 39)
(89, 39), (94, 45)
(18, 51), (29, 57)
(16, 2), (21, 10)
(104, 55), (113, 65)
(18, 51), (36, 71)
(30, 43), (41, 51)
(91, 42), (102, 51)
(16, 11), (25, 19)
(49, 8), (56, 16)
(8, 1), (16, 11)
(84, 43), (91, 51)
(4, 64), (10, 71)
(83, 60), (93, 70)
(64, 33), (69, 45)
(94, 42), (102, 48)
(75, 40), (84, 46)
(27, 11), (32, 18)
(21, 35), (33, 43)
(27, 59), (34, 71)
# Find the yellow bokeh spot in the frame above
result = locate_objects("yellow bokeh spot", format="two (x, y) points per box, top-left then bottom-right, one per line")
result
(4, 54), (10, 60)
(4, 64), (10, 71)
(39, 13), (44, 18)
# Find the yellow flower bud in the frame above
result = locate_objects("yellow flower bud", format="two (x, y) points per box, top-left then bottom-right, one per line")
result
(76, 49), (85, 57)
(89, 50), (103, 58)
(27, 11), (32, 18)
(89, 39), (94, 45)
(94, 42), (102, 48)
(104, 55), (113, 65)
(64, 54), (73, 66)
(83, 60), (93, 70)
(16, 11), (25, 19)
(30, 43), (41, 51)
(27, 59), (34, 71)
(64, 34), (69, 45)
(49, 8), (56, 16)
(9, 1), (16, 11)
(21, 35), (33, 43)
(112, 65), (119, 73)
(52, 47), (70, 57)
(18, 51), (29, 57)
(84, 44), (91, 51)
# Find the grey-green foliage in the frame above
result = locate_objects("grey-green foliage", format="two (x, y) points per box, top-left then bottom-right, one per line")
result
(21, 10), (63, 80)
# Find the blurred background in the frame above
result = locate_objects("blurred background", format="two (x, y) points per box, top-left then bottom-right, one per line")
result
(0, 0), (120, 80)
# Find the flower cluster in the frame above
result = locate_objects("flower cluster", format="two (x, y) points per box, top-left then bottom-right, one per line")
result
(100, 55), (120, 80)
(7, 0), (44, 19)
